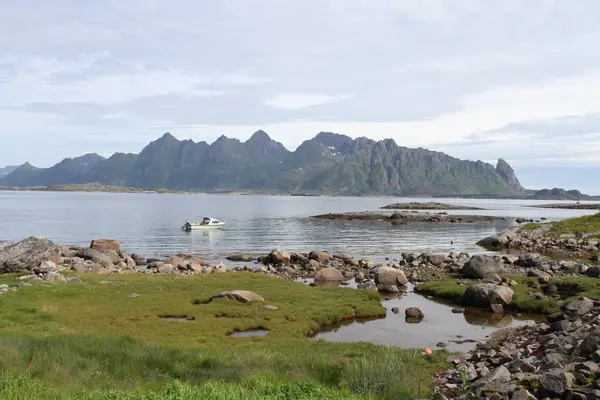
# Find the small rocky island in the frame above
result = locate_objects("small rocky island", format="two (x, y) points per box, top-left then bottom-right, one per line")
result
(528, 203), (600, 210)
(381, 202), (483, 210)
(313, 210), (506, 224)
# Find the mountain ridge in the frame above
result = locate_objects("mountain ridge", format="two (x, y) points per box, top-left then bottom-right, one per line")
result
(0, 130), (581, 198)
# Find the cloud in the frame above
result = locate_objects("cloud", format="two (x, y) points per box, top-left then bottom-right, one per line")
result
(0, 0), (600, 193)
(263, 93), (351, 110)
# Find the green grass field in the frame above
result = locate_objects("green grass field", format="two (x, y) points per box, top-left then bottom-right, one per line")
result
(0, 273), (448, 399)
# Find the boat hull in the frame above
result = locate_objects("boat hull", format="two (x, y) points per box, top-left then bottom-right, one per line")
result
(182, 223), (225, 231)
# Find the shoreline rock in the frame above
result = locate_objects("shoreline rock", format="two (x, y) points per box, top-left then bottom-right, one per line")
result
(312, 211), (507, 224)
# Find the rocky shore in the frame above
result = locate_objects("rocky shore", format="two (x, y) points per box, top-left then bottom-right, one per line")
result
(313, 211), (506, 224)
(478, 226), (600, 261)
(434, 298), (600, 399)
(381, 202), (484, 210)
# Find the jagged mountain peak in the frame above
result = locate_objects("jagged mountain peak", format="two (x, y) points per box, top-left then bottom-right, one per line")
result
(496, 158), (523, 191)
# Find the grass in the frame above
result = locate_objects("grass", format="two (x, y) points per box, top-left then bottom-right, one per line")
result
(0, 374), (368, 400)
(520, 212), (600, 238)
(0, 273), (448, 399)
(415, 276), (600, 315)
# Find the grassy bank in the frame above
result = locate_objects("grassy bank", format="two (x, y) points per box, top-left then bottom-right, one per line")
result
(416, 276), (600, 314)
(0, 273), (448, 399)
(521, 212), (600, 239)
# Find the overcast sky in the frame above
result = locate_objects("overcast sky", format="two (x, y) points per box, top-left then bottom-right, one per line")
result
(1, 1), (599, 193)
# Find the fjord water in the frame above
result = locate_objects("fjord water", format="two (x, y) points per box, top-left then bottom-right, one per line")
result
(0, 191), (596, 261)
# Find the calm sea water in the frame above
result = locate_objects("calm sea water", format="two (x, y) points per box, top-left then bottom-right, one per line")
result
(0, 191), (596, 261)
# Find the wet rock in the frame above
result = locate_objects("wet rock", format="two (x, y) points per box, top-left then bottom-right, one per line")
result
(208, 290), (264, 304)
(460, 283), (513, 307)
(375, 266), (408, 286)
(489, 304), (504, 314)
(377, 284), (400, 293)
(314, 267), (344, 282)
(226, 253), (255, 262)
(0, 236), (62, 273)
(90, 239), (122, 256)
(405, 307), (424, 318)
(391, 307), (400, 314)
(462, 255), (505, 279)
(357, 281), (377, 291)
(452, 308), (465, 314)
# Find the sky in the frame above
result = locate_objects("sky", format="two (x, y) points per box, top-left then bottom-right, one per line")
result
(1, 1), (600, 193)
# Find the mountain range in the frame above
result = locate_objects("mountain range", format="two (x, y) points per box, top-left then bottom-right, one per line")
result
(0, 131), (591, 198)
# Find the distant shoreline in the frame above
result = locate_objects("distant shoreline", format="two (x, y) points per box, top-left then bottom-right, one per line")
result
(0, 183), (599, 200)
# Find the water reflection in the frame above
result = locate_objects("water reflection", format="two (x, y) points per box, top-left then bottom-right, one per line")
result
(311, 285), (544, 352)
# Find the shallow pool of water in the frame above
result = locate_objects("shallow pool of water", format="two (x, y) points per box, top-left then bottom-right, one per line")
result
(230, 329), (270, 337)
(308, 281), (544, 352)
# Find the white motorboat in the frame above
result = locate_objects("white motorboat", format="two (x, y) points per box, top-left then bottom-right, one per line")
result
(182, 217), (225, 231)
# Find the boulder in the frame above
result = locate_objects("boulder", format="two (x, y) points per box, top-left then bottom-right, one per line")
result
(539, 369), (575, 398)
(78, 248), (115, 265)
(157, 264), (175, 274)
(527, 268), (551, 279)
(471, 365), (511, 389)
(131, 253), (147, 266)
(225, 253), (255, 262)
(405, 307), (424, 318)
(208, 290), (264, 304)
(585, 266), (600, 278)
(90, 239), (122, 256)
(125, 257), (136, 268)
(460, 283), (514, 307)
(0, 236), (62, 273)
(314, 267), (344, 282)
(377, 284), (400, 293)
(267, 249), (291, 265)
(308, 251), (330, 263)
(375, 266), (408, 286)
(564, 298), (594, 317)
(462, 255), (504, 279)
(476, 229), (519, 248)
(510, 389), (536, 400)
(428, 254), (449, 266)
(359, 259), (376, 269)
(515, 254), (542, 268)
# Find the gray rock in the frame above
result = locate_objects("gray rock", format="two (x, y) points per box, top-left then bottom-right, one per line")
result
(565, 298), (594, 317)
(131, 253), (147, 266)
(226, 253), (255, 262)
(391, 307), (400, 314)
(576, 328), (600, 356)
(552, 320), (571, 332)
(461, 283), (514, 307)
(67, 277), (83, 283)
(462, 255), (505, 279)
(476, 229), (519, 248)
(471, 365), (511, 389)
(260, 305), (278, 311)
(0, 236), (62, 273)
(586, 266), (600, 278)
(157, 264), (175, 274)
(428, 254), (449, 266)
(527, 268), (551, 279)
(405, 307), (424, 318)
(511, 389), (537, 400)
(79, 248), (115, 265)
(377, 284), (399, 293)
(375, 266), (408, 286)
(17, 282), (32, 288)
(539, 369), (574, 397)
(515, 253), (542, 268)
(357, 281), (377, 291)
